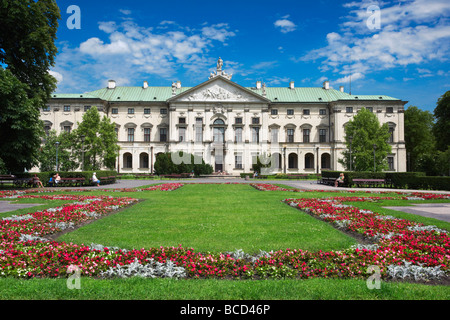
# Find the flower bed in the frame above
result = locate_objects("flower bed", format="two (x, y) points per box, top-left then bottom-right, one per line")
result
(0, 183), (184, 199)
(250, 183), (450, 200)
(0, 185), (449, 283)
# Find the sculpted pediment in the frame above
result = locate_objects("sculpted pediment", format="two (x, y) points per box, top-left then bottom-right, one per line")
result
(169, 77), (268, 103)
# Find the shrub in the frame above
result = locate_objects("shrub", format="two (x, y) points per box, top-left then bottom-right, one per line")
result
(14, 170), (117, 186)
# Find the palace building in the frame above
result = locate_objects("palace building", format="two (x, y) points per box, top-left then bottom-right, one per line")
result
(41, 59), (407, 175)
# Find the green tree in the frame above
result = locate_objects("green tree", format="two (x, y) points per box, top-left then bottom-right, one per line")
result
(339, 108), (392, 172)
(154, 153), (175, 175)
(0, 69), (44, 173)
(154, 152), (213, 176)
(0, 0), (60, 99)
(72, 107), (120, 170)
(404, 106), (436, 171)
(38, 130), (78, 172)
(433, 90), (450, 152)
(0, 0), (60, 173)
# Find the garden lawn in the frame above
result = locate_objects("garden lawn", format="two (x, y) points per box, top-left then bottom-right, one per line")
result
(0, 277), (448, 300)
(57, 184), (358, 253)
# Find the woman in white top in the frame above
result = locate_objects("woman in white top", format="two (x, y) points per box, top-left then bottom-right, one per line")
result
(92, 172), (100, 186)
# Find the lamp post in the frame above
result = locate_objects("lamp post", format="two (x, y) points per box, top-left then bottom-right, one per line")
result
(81, 135), (85, 171)
(283, 145), (287, 174)
(349, 136), (353, 171)
(373, 144), (377, 172)
(55, 141), (60, 172)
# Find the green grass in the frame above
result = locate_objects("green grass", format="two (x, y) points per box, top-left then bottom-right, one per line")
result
(2, 184), (450, 300)
(0, 277), (448, 300)
(58, 184), (357, 253)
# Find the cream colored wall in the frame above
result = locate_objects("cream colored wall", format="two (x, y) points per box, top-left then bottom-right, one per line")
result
(42, 97), (406, 175)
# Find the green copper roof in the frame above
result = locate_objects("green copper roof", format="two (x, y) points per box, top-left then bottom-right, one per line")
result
(51, 93), (100, 99)
(53, 86), (400, 103)
(87, 87), (191, 102)
(248, 87), (400, 102)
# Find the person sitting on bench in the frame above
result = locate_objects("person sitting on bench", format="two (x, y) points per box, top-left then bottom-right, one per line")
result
(335, 173), (345, 187)
(54, 173), (61, 186)
(92, 172), (100, 187)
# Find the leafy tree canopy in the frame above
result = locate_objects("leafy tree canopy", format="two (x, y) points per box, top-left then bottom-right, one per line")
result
(71, 107), (120, 171)
(38, 130), (78, 172)
(0, 69), (43, 173)
(339, 107), (392, 172)
(0, 0), (60, 99)
(0, 0), (60, 173)
(433, 90), (450, 152)
(404, 106), (436, 171)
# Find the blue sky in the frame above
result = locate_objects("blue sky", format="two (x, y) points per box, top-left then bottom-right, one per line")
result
(52, 0), (450, 112)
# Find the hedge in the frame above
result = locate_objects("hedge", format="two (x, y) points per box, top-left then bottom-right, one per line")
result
(321, 170), (449, 191)
(14, 170), (118, 187)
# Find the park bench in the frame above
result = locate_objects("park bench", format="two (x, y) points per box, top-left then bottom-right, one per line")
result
(13, 177), (32, 188)
(0, 175), (16, 186)
(90, 176), (116, 186)
(352, 179), (386, 188)
(319, 177), (336, 186)
(99, 176), (116, 184)
(55, 177), (86, 187)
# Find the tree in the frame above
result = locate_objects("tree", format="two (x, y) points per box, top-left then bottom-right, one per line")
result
(38, 130), (78, 172)
(339, 108), (392, 172)
(72, 107), (120, 171)
(404, 106), (436, 171)
(0, 69), (44, 173)
(154, 152), (213, 176)
(433, 90), (450, 152)
(0, 0), (60, 99)
(0, 0), (60, 173)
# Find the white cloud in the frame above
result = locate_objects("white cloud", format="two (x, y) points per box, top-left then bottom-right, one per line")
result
(201, 23), (236, 42)
(98, 21), (117, 34)
(334, 72), (365, 84)
(53, 19), (238, 93)
(119, 9), (132, 15)
(49, 70), (63, 83)
(301, 0), (450, 84)
(274, 16), (297, 33)
(252, 61), (278, 70)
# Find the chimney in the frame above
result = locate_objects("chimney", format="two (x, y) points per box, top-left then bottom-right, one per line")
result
(339, 86), (344, 93)
(176, 81), (181, 89)
(143, 81), (148, 89)
(323, 80), (330, 90)
(108, 80), (116, 89)
(256, 81), (262, 90)
(290, 81), (295, 89)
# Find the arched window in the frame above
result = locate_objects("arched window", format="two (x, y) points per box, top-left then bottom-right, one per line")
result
(214, 119), (225, 125)
(272, 153), (282, 169)
(288, 153), (298, 169)
(305, 153), (314, 169)
(123, 153), (133, 169)
(213, 119), (226, 142)
(321, 153), (331, 169)
(140, 153), (149, 169)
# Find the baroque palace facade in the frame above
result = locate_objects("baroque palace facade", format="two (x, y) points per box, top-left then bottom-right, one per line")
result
(41, 59), (407, 175)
